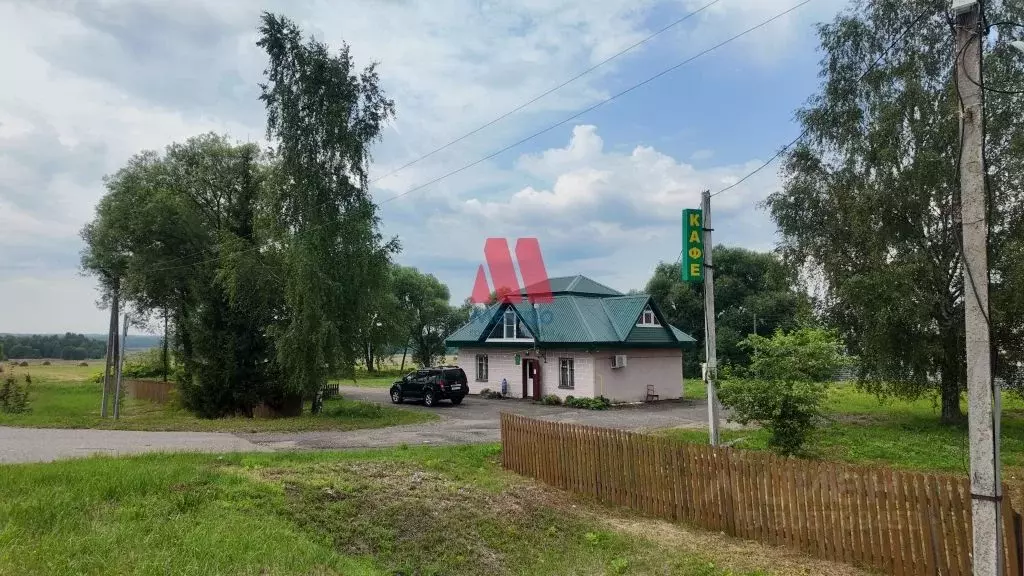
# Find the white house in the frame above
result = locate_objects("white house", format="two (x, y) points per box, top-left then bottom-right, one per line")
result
(445, 275), (697, 403)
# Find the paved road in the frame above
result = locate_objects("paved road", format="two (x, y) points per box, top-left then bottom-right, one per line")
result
(242, 386), (714, 450)
(0, 426), (268, 464)
(0, 386), (714, 463)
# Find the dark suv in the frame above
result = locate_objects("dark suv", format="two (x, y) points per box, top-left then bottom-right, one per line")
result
(390, 366), (468, 407)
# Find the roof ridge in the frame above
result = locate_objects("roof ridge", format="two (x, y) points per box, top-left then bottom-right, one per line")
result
(601, 299), (626, 341)
(569, 296), (596, 341)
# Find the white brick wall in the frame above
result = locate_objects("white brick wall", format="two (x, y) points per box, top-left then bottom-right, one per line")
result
(592, 348), (685, 402)
(455, 347), (595, 399)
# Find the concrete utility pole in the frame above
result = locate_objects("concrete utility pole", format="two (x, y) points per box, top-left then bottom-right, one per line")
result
(113, 314), (128, 419)
(954, 2), (1002, 574)
(701, 190), (721, 446)
(100, 288), (119, 418)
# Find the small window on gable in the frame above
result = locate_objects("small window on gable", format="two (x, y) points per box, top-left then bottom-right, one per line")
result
(637, 305), (661, 327)
(486, 307), (534, 340)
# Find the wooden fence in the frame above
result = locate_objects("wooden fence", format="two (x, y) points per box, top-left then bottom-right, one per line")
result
(124, 379), (174, 404)
(500, 413), (1023, 576)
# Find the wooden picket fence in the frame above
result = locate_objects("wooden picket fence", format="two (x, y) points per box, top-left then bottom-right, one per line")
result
(500, 413), (1023, 576)
(124, 379), (174, 404)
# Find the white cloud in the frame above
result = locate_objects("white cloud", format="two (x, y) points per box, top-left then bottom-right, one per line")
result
(0, 0), (830, 332)
(394, 124), (781, 298)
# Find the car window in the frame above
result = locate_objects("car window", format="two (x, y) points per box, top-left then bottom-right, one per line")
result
(444, 368), (467, 384)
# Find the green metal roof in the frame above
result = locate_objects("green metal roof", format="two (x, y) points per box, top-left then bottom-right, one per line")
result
(520, 274), (623, 297)
(447, 277), (696, 348)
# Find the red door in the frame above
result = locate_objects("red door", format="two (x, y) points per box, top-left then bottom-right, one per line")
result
(522, 360), (541, 400)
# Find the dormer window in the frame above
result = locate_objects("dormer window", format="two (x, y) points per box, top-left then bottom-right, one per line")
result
(637, 305), (660, 327)
(486, 307), (534, 341)
(504, 309), (517, 338)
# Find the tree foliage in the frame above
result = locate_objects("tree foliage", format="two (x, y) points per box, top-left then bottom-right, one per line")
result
(719, 328), (849, 456)
(80, 13), (401, 417)
(645, 246), (812, 375)
(766, 0), (1024, 422)
(390, 265), (465, 368)
(0, 334), (106, 360)
(258, 13), (397, 412)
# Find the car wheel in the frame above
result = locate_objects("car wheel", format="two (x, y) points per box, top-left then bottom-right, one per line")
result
(390, 388), (403, 404)
(423, 389), (436, 407)
(450, 395), (464, 406)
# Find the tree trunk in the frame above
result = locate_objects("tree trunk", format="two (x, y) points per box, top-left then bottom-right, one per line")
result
(364, 342), (375, 373)
(162, 309), (169, 382)
(940, 364), (964, 424)
(400, 342), (408, 371)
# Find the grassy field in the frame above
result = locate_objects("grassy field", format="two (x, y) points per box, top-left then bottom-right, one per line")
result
(0, 445), (869, 576)
(0, 361), (434, 433)
(665, 379), (1024, 476)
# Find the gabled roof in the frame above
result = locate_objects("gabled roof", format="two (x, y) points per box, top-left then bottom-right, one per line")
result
(448, 276), (696, 349)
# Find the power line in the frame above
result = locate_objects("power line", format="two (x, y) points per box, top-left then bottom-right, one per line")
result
(144, 0), (816, 275)
(710, 7), (936, 199)
(369, 0), (725, 186)
(380, 0), (815, 205)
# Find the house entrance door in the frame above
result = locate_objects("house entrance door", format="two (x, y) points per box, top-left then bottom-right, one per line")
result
(522, 359), (541, 400)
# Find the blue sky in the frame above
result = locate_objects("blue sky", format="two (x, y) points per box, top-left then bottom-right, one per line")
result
(0, 0), (848, 333)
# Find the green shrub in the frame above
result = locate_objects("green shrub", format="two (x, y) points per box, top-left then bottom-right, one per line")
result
(23, 373), (31, 385)
(718, 327), (849, 456)
(78, 361), (89, 367)
(565, 396), (611, 410)
(18, 361), (28, 367)
(540, 393), (562, 406)
(41, 360), (51, 366)
(0, 375), (30, 414)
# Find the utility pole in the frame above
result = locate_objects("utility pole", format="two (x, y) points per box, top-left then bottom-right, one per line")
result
(100, 285), (119, 418)
(954, 2), (1002, 574)
(113, 314), (128, 419)
(701, 190), (720, 446)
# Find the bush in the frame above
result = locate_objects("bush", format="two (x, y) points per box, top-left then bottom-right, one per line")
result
(718, 327), (849, 456)
(0, 375), (30, 414)
(78, 362), (89, 367)
(18, 361), (28, 367)
(540, 393), (562, 406)
(42, 361), (51, 366)
(478, 388), (503, 400)
(23, 373), (31, 384)
(565, 395), (611, 410)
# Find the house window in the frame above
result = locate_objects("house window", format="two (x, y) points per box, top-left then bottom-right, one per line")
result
(503, 309), (517, 338)
(559, 358), (575, 389)
(475, 354), (488, 382)
(637, 305), (661, 327)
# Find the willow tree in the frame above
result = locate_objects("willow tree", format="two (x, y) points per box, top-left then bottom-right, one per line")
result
(258, 13), (397, 412)
(767, 0), (1024, 422)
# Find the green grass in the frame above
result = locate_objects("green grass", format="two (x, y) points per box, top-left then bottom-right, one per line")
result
(0, 364), (435, 433)
(0, 446), (775, 576)
(662, 381), (1024, 476)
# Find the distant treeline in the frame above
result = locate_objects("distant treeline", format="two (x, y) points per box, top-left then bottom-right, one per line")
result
(0, 333), (107, 360)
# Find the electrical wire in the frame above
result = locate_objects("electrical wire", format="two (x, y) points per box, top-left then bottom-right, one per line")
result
(369, 0), (725, 186)
(142, 0), (816, 275)
(379, 0), (815, 206)
(710, 6), (937, 198)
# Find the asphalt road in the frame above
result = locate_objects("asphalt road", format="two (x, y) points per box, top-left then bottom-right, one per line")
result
(0, 426), (269, 464)
(0, 386), (712, 464)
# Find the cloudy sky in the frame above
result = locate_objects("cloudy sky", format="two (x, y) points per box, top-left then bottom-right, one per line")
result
(0, 0), (848, 334)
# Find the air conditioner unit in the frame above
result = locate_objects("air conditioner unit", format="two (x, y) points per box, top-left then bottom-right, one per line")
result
(612, 355), (627, 369)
